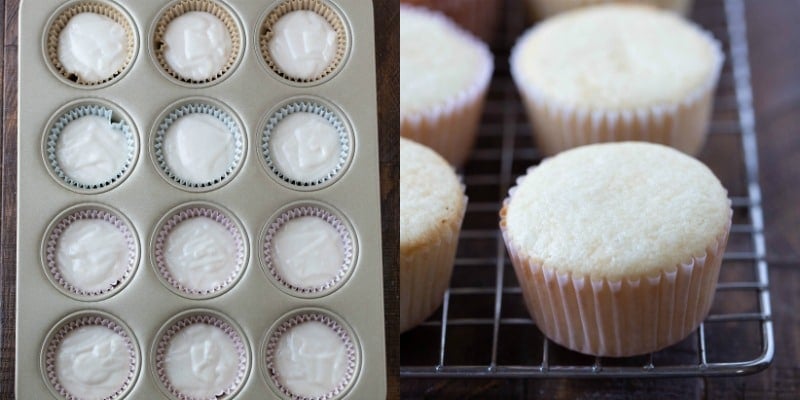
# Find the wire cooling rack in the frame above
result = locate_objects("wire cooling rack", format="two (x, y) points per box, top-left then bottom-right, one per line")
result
(400, 0), (773, 378)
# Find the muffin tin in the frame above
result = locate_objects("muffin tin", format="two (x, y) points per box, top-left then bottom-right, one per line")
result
(17, 0), (385, 398)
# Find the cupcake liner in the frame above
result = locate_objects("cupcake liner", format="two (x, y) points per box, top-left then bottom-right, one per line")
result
(262, 205), (355, 297)
(44, 207), (138, 299)
(43, 313), (139, 400)
(46, 1), (137, 86)
(154, 313), (249, 400)
(401, 0), (502, 42)
(153, 102), (245, 190)
(261, 100), (351, 188)
(259, 0), (349, 84)
(510, 18), (723, 156)
(45, 104), (137, 192)
(524, 0), (694, 20)
(264, 311), (358, 400)
(399, 5), (493, 167)
(153, 205), (247, 298)
(400, 190), (467, 333)
(499, 170), (732, 357)
(152, 0), (242, 85)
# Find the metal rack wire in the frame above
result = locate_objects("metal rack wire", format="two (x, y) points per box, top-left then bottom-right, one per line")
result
(400, 0), (774, 378)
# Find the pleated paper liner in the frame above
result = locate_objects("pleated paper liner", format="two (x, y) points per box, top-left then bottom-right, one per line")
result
(152, 203), (247, 300)
(45, 0), (137, 87)
(42, 204), (139, 301)
(262, 309), (360, 400)
(43, 100), (138, 194)
(151, 0), (243, 86)
(152, 310), (249, 400)
(260, 98), (353, 190)
(261, 202), (356, 299)
(510, 16), (724, 156)
(400, 190), (467, 333)
(151, 99), (246, 192)
(41, 311), (139, 400)
(258, 0), (350, 85)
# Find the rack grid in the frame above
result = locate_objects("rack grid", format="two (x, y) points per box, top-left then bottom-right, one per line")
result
(400, 0), (774, 378)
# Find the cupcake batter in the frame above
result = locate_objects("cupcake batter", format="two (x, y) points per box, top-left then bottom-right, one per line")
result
(56, 218), (129, 293)
(58, 12), (128, 82)
(270, 112), (341, 183)
(272, 215), (345, 289)
(268, 10), (337, 80)
(55, 325), (132, 398)
(274, 320), (349, 398)
(164, 216), (238, 292)
(56, 115), (128, 186)
(164, 323), (240, 398)
(163, 11), (232, 81)
(163, 113), (234, 184)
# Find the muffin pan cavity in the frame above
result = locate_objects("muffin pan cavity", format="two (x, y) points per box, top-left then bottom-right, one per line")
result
(18, 0), (384, 398)
(258, 0), (351, 85)
(44, 0), (138, 88)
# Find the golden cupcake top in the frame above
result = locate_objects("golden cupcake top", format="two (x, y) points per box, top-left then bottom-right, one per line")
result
(503, 142), (730, 280)
(511, 4), (721, 111)
(400, 138), (465, 251)
(400, 5), (493, 119)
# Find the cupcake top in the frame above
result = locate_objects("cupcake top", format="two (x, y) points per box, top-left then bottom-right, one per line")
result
(58, 12), (128, 82)
(511, 4), (721, 111)
(504, 142), (730, 280)
(400, 138), (465, 251)
(163, 113), (234, 184)
(400, 5), (492, 119)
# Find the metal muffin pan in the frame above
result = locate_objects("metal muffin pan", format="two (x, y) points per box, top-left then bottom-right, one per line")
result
(17, 0), (385, 398)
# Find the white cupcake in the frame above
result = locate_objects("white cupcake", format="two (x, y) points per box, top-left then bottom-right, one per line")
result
(501, 142), (731, 356)
(401, 5), (493, 166)
(511, 4), (722, 156)
(401, 138), (467, 332)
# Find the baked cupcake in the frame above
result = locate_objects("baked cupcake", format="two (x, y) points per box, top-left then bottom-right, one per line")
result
(400, 0), (503, 43)
(510, 4), (722, 156)
(525, 0), (693, 20)
(500, 142), (731, 356)
(401, 138), (467, 332)
(401, 5), (493, 166)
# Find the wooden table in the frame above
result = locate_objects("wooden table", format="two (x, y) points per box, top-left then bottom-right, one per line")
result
(398, 1), (799, 399)
(0, 0), (400, 398)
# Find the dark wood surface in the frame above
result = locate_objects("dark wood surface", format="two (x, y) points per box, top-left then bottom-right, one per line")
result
(0, 1), (400, 399)
(399, 1), (800, 399)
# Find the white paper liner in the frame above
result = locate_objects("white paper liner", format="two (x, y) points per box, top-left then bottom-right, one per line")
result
(261, 100), (350, 188)
(509, 11), (723, 156)
(153, 206), (246, 297)
(523, 0), (693, 20)
(400, 4), (494, 167)
(264, 312), (358, 400)
(153, 102), (244, 189)
(259, 0), (349, 83)
(400, 188), (467, 333)
(44, 208), (138, 299)
(499, 170), (732, 357)
(152, 0), (242, 84)
(46, 104), (137, 191)
(46, 1), (137, 86)
(401, 0), (502, 42)
(262, 205), (354, 296)
(154, 313), (249, 400)
(43, 314), (138, 400)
